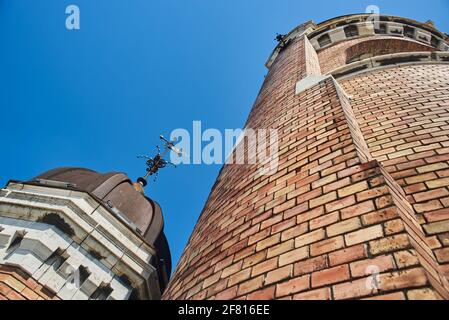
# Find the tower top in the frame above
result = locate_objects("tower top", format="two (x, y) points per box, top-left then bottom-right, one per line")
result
(266, 14), (449, 68)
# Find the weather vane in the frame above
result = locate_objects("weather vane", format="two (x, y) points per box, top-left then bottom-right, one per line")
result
(275, 33), (286, 42)
(275, 33), (290, 51)
(137, 135), (186, 187)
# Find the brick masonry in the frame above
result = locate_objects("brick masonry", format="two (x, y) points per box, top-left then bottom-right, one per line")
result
(317, 36), (437, 74)
(163, 17), (449, 300)
(0, 265), (58, 300)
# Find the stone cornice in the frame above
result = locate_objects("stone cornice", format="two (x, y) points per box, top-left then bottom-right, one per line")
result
(0, 182), (161, 299)
(266, 14), (449, 69)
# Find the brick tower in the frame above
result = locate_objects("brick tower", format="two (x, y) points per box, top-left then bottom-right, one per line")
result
(163, 14), (449, 300)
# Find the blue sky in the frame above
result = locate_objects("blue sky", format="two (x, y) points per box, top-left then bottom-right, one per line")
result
(1, 0), (448, 269)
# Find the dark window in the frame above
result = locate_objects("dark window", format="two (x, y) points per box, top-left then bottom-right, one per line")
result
(404, 26), (415, 38)
(431, 36), (440, 48)
(344, 25), (359, 38)
(6, 231), (26, 253)
(375, 24), (387, 35)
(318, 34), (332, 47)
(45, 249), (67, 271)
(67, 265), (91, 289)
(90, 283), (113, 300)
(78, 265), (91, 286)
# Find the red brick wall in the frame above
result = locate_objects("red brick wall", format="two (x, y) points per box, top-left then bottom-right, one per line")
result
(304, 36), (322, 76)
(341, 64), (449, 290)
(345, 38), (436, 63)
(317, 36), (436, 74)
(163, 29), (449, 300)
(0, 265), (59, 300)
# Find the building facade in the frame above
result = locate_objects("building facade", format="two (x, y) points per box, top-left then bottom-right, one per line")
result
(163, 14), (449, 300)
(0, 168), (171, 300)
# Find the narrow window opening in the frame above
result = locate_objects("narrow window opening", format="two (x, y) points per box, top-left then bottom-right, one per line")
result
(78, 265), (91, 286)
(90, 283), (113, 300)
(6, 230), (26, 253)
(375, 24), (387, 35)
(404, 26), (415, 38)
(431, 36), (440, 48)
(45, 249), (68, 271)
(344, 25), (359, 38)
(67, 265), (91, 288)
(318, 34), (331, 47)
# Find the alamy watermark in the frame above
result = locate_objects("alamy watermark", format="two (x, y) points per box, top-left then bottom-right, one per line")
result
(168, 121), (279, 176)
(66, 4), (80, 30)
(366, 5), (381, 31)
(365, 265), (381, 291)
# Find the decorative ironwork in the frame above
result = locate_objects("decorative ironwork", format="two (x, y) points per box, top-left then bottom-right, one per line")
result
(137, 135), (185, 187)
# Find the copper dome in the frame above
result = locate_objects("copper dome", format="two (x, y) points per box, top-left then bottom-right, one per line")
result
(30, 167), (171, 277)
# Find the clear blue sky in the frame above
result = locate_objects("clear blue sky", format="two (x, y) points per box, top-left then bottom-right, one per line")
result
(1, 0), (448, 269)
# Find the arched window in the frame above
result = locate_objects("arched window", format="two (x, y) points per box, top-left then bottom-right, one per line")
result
(344, 25), (359, 38)
(317, 34), (331, 48)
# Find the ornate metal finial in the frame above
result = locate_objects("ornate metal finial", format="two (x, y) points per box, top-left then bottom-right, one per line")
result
(275, 33), (291, 52)
(275, 33), (286, 43)
(136, 135), (185, 187)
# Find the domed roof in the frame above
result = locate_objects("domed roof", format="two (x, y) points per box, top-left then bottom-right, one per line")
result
(28, 167), (172, 287)
(32, 167), (163, 244)
(34, 167), (155, 230)
(34, 167), (118, 192)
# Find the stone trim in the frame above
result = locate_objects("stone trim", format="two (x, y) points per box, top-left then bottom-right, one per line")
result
(330, 51), (449, 80)
(309, 17), (448, 52)
(295, 75), (330, 95)
(266, 14), (449, 70)
(265, 21), (316, 68)
(0, 182), (162, 299)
